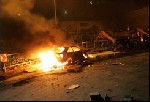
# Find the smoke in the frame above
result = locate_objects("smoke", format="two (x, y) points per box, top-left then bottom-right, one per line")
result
(1, 0), (74, 58)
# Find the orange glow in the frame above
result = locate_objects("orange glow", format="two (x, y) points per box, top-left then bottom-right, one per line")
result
(37, 48), (67, 72)
(67, 46), (80, 52)
(58, 47), (65, 52)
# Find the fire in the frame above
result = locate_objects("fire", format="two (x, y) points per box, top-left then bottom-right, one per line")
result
(38, 48), (67, 72)
(58, 47), (65, 52)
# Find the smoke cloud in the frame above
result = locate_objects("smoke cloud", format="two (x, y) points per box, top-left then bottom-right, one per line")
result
(1, 0), (74, 58)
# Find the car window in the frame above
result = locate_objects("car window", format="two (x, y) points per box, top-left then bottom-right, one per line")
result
(67, 47), (80, 52)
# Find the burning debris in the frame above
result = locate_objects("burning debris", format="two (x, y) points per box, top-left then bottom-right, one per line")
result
(37, 48), (68, 72)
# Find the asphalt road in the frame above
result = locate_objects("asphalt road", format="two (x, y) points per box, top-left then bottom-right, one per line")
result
(0, 52), (149, 101)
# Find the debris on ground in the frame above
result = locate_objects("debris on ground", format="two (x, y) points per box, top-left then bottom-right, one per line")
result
(88, 65), (90, 67)
(123, 95), (134, 101)
(89, 92), (104, 101)
(67, 84), (80, 89)
(103, 63), (108, 65)
(67, 65), (83, 73)
(64, 84), (67, 87)
(51, 83), (55, 89)
(66, 91), (70, 94)
(0, 75), (6, 81)
(112, 62), (125, 65)
(105, 94), (111, 101)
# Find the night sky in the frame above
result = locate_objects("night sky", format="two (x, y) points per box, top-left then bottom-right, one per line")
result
(32, 0), (149, 20)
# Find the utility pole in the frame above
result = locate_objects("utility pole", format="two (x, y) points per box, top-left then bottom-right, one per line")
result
(54, 0), (57, 26)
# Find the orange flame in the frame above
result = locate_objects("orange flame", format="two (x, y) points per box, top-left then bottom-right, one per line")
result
(38, 48), (67, 72)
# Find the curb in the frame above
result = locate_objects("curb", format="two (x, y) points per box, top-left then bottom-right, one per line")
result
(93, 49), (149, 62)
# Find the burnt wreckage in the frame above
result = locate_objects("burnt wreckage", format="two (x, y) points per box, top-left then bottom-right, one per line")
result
(57, 46), (88, 65)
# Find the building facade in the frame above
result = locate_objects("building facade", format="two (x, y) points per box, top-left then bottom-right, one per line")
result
(59, 20), (104, 45)
(129, 7), (149, 30)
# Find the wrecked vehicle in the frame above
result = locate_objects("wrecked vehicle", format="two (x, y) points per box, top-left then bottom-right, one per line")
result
(56, 46), (88, 65)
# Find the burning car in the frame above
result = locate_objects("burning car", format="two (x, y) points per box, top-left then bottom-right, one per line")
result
(36, 46), (88, 72)
(56, 46), (88, 65)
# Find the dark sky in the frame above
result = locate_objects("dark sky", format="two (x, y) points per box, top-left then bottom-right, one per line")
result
(32, 0), (149, 20)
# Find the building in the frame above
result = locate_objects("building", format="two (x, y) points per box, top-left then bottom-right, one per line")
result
(59, 20), (103, 34)
(129, 7), (149, 30)
(59, 20), (104, 45)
